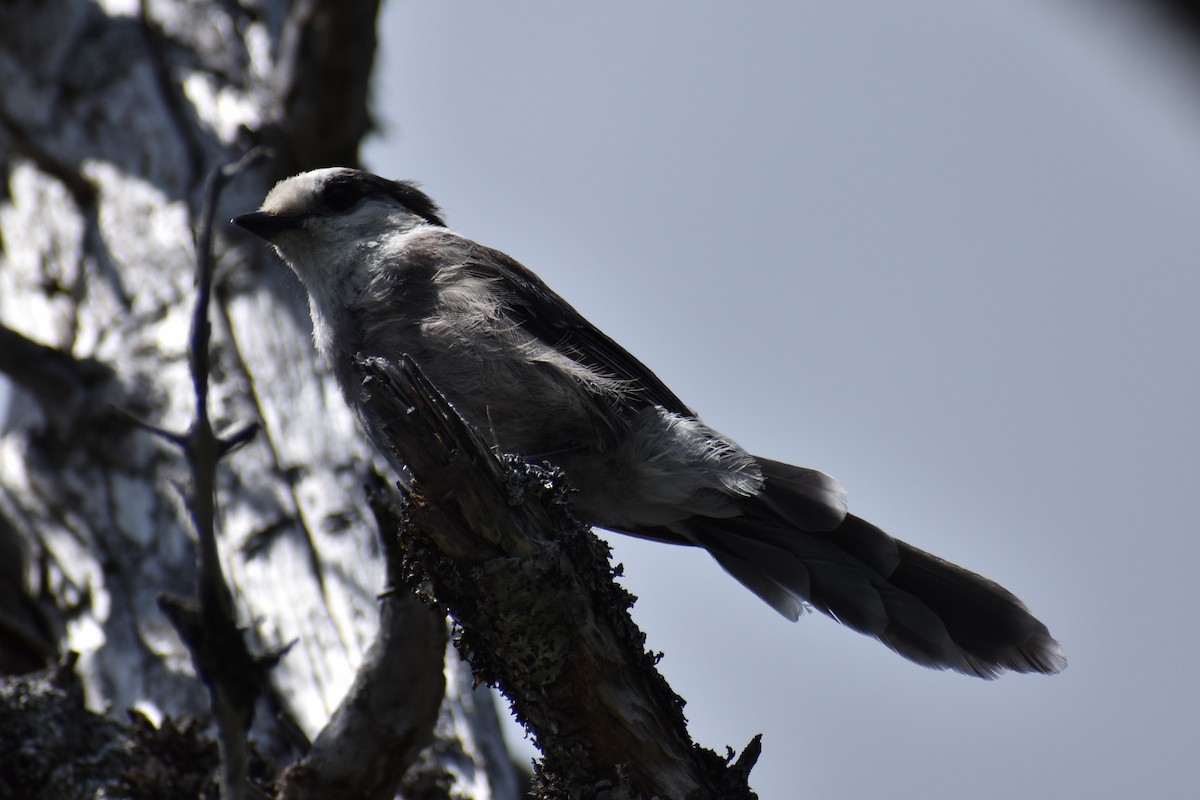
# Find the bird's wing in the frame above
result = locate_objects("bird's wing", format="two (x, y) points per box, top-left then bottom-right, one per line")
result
(458, 241), (696, 417)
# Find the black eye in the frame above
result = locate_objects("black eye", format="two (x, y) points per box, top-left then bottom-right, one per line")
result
(322, 180), (361, 213)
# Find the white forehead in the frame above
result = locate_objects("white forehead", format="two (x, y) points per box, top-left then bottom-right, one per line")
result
(259, 168), (348, 215)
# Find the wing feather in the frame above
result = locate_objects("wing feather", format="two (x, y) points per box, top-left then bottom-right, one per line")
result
(457, 241), (695, 416)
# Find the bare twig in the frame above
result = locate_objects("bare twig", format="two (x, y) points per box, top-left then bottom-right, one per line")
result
(355, 355), (761, 799)
(155, 149), (272, 800)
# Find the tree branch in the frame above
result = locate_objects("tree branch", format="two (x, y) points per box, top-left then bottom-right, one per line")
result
(355, 355), (761, 799)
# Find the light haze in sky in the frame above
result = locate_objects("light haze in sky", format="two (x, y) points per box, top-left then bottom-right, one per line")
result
(364, 2), (1199, 798)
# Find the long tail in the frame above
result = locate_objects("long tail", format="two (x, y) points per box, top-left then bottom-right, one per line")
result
(664, 460), (1066, 678)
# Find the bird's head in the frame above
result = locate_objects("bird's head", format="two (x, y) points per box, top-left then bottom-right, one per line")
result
(233, 167), (445, 287)
(234, 167), (446, 352)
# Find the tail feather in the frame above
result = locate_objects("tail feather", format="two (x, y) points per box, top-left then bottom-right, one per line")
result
(889, 539), (1067, 675)
(653, 464), (1066, 678)
(679, 518), (982, 674)
(701, 540), (807, 622)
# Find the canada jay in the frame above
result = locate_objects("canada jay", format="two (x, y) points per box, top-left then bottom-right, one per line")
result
(234, 167), (1065, 678)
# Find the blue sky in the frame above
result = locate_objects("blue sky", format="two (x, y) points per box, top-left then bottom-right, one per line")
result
(364, 2), (1200, 797)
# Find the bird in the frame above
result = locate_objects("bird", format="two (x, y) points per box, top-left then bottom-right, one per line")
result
(233, 167), (1065, 679)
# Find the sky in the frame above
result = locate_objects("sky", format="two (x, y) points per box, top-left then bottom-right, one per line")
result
(360, 1), (1200, 798)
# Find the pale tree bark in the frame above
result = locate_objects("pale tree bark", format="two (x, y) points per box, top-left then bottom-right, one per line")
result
(0, 1), (517, 797)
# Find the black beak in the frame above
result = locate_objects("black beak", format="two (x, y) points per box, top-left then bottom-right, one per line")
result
(232, 212), (302, 242)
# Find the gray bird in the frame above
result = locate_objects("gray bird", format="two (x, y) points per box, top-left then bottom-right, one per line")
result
(234, 167), (1065, 679)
